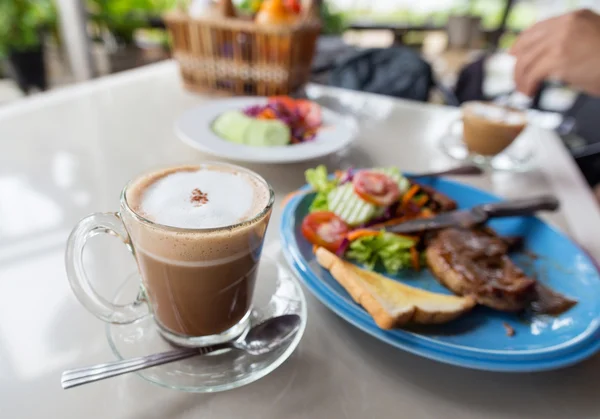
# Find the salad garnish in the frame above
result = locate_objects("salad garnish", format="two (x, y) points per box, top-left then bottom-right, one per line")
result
(353, 170), (400, 206)
(305, 165), (339, 213)
(301, 211), (349, 252)
(346, 231), (417, 273)
(244, 96), (322, 144)
(300, 165), (437, 273)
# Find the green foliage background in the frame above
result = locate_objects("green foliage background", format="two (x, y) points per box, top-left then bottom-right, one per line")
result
(0, 0), (56, 58)
(87, 0), (178, 44)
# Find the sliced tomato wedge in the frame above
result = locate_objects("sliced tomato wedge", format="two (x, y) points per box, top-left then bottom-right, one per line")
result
(268, 96), (297, 111)
(301, 211), (349, 252)
(268, 97), (322, 129)
(353, 170), (400, 207)
(296, 99), (322, 129)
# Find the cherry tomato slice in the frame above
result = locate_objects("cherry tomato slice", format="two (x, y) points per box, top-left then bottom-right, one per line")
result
(353, 170), (400, 206)
(301, 211), (349, 252)
(268, 96), (297, 110)
(268, 97), (322, 129)
(296, 99), (322, 129)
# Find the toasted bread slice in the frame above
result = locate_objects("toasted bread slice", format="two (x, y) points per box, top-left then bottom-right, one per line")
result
(315, 247), (476, 329)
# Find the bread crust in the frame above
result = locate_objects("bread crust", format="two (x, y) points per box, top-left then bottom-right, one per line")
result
(315, 247), (475, 329)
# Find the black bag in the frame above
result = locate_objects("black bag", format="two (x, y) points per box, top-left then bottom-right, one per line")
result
(454, 56), (486, 104)
(559, 94), (600, 187)
(328, 47), (434, 102)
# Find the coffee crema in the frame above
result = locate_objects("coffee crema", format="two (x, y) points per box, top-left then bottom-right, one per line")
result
(122, 164), (273, 338)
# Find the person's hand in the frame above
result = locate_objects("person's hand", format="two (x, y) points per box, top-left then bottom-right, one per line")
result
(511, 9), (600, 97)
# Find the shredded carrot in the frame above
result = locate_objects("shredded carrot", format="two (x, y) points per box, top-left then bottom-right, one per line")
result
(410, 246), (421, 271)
(402, 185), (420, 206)
(346, 227), (418, 242)
(412, 194), (429, 207)
(281, 189), (308, 208)
(334, 170), (345, 179)
(257, 108), (276, 119)
(312, 245), (319, 254)
(346, 229), (380, 241)
(420, 208), (434, 218)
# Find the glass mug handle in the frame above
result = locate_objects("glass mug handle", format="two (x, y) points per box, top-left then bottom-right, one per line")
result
(65, 212), (148, 324)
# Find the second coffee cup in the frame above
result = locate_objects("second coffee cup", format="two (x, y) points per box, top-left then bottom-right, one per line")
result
(462, 101), (527, 157)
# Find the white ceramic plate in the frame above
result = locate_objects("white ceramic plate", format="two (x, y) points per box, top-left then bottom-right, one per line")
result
(175, 97), (357, 164)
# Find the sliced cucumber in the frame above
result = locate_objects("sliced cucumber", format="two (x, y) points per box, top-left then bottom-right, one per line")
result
(213, 111), (253, 144)
(213, 111), (291, 147)
(245, 119), (290, 147)
(375, 167), (410, 193)
(326, 167), (409, 226)
(328, 183), (377, 226)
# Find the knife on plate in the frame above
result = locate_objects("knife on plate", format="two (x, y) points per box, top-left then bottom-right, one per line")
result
(384, 196), (560, 235)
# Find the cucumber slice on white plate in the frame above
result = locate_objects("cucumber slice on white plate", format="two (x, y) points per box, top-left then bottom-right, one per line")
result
(212, 111), (253, 144)
(245, 119), (291, 147)
(213, 111), (291, 147)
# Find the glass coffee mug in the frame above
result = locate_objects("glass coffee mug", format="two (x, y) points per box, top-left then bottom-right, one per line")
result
(440, 101), (533, 171)
(65, 163), (274, 347)
(461, 101), (527, 158)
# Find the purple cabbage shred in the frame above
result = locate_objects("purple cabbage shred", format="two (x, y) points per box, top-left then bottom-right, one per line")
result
(338, 167), (355, 184)
(335, 238), (350, 257)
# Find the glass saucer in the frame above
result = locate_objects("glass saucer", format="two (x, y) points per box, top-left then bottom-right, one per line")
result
(440, 119), (535, 172)
(106, 253), (307, 393)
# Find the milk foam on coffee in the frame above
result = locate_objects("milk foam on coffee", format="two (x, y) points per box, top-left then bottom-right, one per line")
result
(130, 166), (269, 229)
(467, 102), (526, 126)
(140, 170), (257, 229)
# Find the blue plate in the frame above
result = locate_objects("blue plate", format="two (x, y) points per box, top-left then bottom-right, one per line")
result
(280, 177), (600, 371)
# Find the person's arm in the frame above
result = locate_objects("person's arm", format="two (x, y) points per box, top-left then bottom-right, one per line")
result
(510, 9), (600, 97)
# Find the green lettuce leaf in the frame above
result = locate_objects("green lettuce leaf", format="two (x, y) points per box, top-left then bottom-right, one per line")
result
(309, 192), (330, 212)
(305, 165), (338, 193)
(376, 166), (410, 193)
(305, 165), (338, 212)
(346, 232), (416, 274)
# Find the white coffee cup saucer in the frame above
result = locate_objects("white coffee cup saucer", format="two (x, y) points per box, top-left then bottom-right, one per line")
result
(106, 252), (307, 393)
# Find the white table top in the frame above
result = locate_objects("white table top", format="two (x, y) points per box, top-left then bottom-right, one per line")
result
(2, 61), (600, 419)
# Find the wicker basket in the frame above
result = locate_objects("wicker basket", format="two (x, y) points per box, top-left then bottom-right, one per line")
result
(165, 0), (321, 96)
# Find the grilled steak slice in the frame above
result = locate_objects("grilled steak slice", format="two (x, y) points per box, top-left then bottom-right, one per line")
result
(425, 228), (535, 311)
(531, 282), (577, 315)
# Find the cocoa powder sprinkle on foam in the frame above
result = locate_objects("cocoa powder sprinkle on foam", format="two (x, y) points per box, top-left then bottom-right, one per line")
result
(190, 188), (209, 206)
